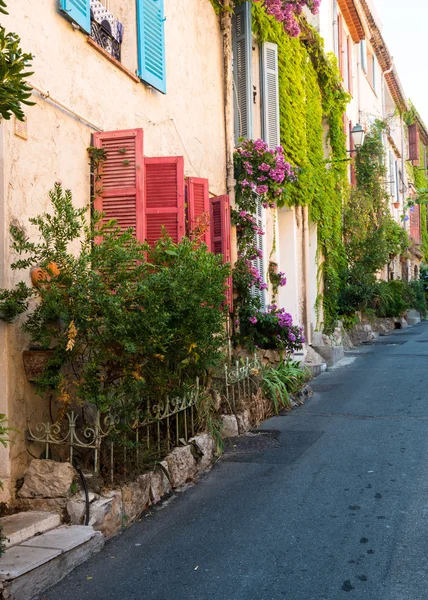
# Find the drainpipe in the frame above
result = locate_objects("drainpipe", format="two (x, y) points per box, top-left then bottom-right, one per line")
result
(220, 1), (235, 206)
(220, 0), (235, 358)
(302, 205), (312, 345)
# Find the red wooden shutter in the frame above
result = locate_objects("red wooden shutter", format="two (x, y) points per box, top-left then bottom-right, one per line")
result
(143, 156), (185, 244)
(338, 14), (344, 77)
(93, 129), (144, 241)
(408, 124), (420, 165)
(186, 177), (211, 248)
(210, 195), (232, 309)
(349, 120), (356, 186)
(410, 204), (421, 243)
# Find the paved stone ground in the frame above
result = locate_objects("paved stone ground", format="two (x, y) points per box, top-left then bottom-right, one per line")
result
(45, 322), (428, 600)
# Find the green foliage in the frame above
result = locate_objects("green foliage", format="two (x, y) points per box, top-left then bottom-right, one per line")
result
(0, 0), (7, 15)
(252, 6), (349, 329)
(0, 183), (230, 416)
(261, 360), (309, 413)
(0, 16), (34, 120)
(340, 120), (410, 317)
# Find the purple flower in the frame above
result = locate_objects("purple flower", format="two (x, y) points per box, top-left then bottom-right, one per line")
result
(249, 316), (258, 324)
(259, 162), (271, 172)
(260, 282), (268, 290)
(241, 179), (250, 187)
(256, 185), (269, 194)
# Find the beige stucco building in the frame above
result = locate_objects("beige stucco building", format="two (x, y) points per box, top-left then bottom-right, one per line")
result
(0, 0), (230, 501)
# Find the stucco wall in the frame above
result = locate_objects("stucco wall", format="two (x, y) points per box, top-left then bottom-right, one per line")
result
(0, 0), (227, 500)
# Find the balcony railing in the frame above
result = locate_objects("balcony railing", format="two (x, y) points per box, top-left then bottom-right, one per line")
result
(90, 0), (123, 62)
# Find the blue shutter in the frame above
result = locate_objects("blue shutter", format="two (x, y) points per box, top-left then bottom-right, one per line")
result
(136, 0), (166, 94)
(59, 0), (90, 33)
(233, 1), (253, 144)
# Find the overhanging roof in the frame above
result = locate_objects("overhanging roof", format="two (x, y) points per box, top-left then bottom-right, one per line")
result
(337, 0), (365, 42)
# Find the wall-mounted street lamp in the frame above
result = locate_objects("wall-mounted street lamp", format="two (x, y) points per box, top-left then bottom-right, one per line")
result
(349, 123), (365, 150)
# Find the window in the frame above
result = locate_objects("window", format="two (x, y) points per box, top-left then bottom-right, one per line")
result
(92, 129), (232, 306)
(360, 40), (367, 73)
(90, 0), (124, 62)
(366, 49), (378, 93)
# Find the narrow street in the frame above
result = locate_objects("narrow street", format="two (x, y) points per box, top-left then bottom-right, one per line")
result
(45, 322), (428, 600)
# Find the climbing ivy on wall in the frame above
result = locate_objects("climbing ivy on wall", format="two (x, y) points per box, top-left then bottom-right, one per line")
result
(252, 5), (349, 329)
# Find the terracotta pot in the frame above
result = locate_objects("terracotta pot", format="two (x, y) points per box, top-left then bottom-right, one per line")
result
(393, 202), (400, 209)
(22, 349), (54, 382)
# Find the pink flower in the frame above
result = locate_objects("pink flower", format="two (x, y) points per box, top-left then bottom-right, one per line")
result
(256, 185), (269, 194)
(249, 316), (258, 324)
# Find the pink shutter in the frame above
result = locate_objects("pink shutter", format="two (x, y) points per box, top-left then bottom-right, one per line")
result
(408, 124), (420, 165)
(187, 177), (211, 247)
(410, 204), (421, 243)
(143, 157), (185, 244)
(93, 129), (144, 241)
(210, 195), (232, 310)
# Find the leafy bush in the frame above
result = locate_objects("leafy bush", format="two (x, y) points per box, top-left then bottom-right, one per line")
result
(261, 360), (309, 413)
(0, 4), (34, 121)
(0, 183), (230, 415)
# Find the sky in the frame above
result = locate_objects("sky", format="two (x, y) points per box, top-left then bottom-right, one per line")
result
(373, 0), (428, 124)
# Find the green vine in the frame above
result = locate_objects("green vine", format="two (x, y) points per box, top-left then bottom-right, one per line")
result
(252, 6), (349, 329)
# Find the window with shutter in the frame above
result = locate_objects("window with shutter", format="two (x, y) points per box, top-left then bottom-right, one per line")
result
(233, 1), (253, 144)
(144, 157), (185, 244)
(210, 195), (232, 309)
(136, 0), (166, 94)
(410, 204), (421, 243)
(389, 151), (396, 199)
(60, 0), (91, 33)
(186, 178), (211, 248)
(93, 129), (144, 241)
(261, 42), (280, 149)
(408, 124), (420, 165)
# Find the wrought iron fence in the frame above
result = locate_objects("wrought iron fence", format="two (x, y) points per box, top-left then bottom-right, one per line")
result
(91, 19), (121, 61)
(27, 379), (200, 483)
(26, 357), (261, 483)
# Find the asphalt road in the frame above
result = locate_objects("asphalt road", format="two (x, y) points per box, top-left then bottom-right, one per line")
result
(46, 322), (428, 600)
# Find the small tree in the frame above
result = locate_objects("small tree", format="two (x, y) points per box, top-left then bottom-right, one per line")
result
(0, 1), (34, 120)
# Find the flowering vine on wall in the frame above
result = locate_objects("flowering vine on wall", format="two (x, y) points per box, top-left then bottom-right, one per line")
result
(232, 139), (305, 353)
(252, 0), (321, 37)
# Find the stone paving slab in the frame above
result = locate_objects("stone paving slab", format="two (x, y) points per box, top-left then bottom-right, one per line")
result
(21, 525), (95, 552)
(0, 511), (60, 548)
(0, 545), (60, 579)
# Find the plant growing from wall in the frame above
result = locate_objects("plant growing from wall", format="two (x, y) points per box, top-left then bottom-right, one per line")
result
(0, 1), (34, 120)
(339, 120), (410, 317)
(252, 6), (349, 330)
(0, 184), (230, 417)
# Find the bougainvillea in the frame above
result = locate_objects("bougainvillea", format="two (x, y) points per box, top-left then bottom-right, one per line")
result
(234, 138), (297, 212)
(252, 0), (321, 37)
(232, 139), (304, 354)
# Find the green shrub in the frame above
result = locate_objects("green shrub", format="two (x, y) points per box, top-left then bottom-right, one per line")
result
(261, 360), (309, 413)
(0, 183), (230, 415)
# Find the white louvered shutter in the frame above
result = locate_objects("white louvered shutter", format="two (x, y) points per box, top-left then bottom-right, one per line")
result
(251, 199), (267, 311)
(233, 2), (253, 144)
(261, 42), (280, 149)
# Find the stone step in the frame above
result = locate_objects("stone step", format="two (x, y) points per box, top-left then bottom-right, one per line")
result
(0, 525), (104, 600)
(0, 512), (61, 549)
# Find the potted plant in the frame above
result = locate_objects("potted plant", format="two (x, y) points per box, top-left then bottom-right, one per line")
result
(393, 201), (400, 209)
